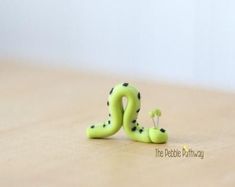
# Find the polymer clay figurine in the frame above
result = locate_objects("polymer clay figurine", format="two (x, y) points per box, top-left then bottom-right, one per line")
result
(86, 83), (168, 144)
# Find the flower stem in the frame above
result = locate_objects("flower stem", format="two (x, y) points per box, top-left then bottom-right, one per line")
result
(156, 116), (159, 128)
(152, 117), (156, 128)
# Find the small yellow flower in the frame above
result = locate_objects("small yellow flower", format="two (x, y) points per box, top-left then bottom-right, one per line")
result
(149, 108), (162, 128)
(154, 109), (162, 117)
(149, 111), (155, 118)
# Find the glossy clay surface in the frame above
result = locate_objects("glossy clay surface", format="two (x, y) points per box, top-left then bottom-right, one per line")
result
(86, 83), (168, 144)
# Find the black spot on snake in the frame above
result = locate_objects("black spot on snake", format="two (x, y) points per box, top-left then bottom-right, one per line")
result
(107, 101), (109, 106)
(132, 119), (136, 123)
(122, 83), (129, 87)
(109, 88), (114, 95)
(131, 126), (137, 131)
(109, 113), (111, 117)
(139, 129), (143, 133)
(108, 120), (111, 124)
(90, 125), (95, 128)
(103, 124), (106, 128)
(137, 92), (141, 100)
(136, 108), (140, 113)
(160, 128), (165, 133)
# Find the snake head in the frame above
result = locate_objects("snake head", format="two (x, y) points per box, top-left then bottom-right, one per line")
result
(149, 127), (168, 144)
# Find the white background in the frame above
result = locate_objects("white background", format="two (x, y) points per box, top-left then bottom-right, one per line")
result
(0, 0), (235, 91)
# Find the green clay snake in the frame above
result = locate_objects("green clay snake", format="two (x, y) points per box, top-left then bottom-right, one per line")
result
(86, 83), (168, 144)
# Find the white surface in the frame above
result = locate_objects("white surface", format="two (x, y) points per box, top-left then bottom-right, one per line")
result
(0, 0), (235, 91)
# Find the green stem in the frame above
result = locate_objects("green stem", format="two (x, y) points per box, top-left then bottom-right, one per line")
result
(156, 116), (159, 128)
(152, 118), (156, 128)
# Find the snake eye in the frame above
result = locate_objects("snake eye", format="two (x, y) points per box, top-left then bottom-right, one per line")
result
(160, 128), (165, 133)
